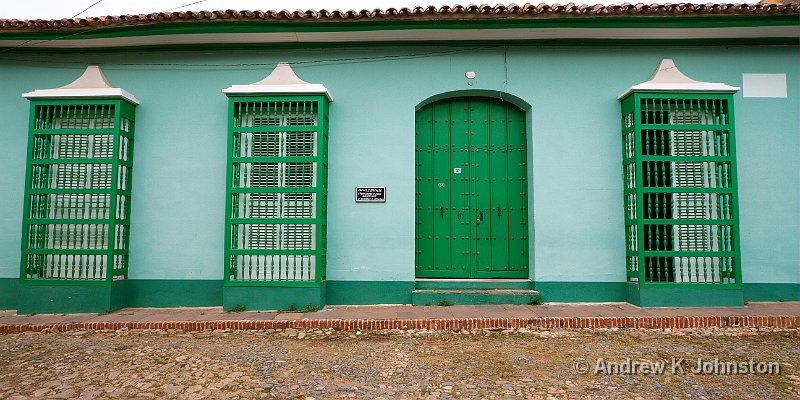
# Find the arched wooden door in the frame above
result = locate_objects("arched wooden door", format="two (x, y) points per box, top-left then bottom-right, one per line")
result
(415, 97), (529, 278)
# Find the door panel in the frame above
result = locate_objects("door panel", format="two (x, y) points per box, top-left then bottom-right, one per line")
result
(414, 105), (434, 271)
(432, 103), (453, 273)
(416, 97), (528, 278)
(507, 107), (529, 272)
(449, 100), (471, 275)
(470, 101), (493, 272)
(489, 101), (511, 271)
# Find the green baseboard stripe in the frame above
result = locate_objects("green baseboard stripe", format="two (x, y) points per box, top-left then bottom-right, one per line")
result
(326, 281), (414, 305)
(126, 280), (223, 307)
(0, 278), (19, 310)
(222, 283), (325, 311)
(628, 282), (745, 307)
(2, 278), (797, 311)
(626, 282), (640, 306)
(743, 283), (800, 302)
(16, 281), (128, 314)
(111, 280), (129, 311)
(534, 282), (628, 302)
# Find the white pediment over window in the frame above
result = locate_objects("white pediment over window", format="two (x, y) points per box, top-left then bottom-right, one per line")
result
(618, 59), (739, 99)
(22, 65), (139, 104)
(223, 62), (332, 101)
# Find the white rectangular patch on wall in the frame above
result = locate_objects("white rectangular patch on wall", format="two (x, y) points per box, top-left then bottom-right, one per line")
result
(742, 73), (787, 98)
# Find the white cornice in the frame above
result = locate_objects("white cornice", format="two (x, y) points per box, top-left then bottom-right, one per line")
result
(0, 26), (796, 49)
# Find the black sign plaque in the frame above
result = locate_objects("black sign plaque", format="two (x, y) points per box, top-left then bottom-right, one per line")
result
(355, 187), (386, 203)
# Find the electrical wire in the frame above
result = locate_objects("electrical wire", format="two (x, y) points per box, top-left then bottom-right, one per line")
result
(0, 0), (209, 55)
(163, 0), (208, 12)
(71, 0), (105, 19)
(0, 46), (507, 71)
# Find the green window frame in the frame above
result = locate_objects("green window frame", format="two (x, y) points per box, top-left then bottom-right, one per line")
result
(20, 99), (137, 285)
(620, 92), (742, 288)
(223, 96), (329, 287)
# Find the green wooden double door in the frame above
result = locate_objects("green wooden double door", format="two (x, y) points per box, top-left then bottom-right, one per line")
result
(415, 97), (529, 278)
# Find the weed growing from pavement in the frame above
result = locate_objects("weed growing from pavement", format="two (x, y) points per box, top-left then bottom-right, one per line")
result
(280, 304), (319, 313)
(299, 304), (319, 313)
(229, 304), (246, 313)
(437, 300), (453, 307)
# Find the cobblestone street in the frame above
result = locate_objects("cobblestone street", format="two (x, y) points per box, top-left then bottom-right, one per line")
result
(1, 328), (797, 399)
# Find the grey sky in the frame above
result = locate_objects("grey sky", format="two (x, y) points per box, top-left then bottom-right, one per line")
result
(4, 0), (682, 20)
(4, 0), (442, 19)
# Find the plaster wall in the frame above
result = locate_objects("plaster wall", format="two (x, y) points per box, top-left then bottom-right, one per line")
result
(0, 44), (796, 286)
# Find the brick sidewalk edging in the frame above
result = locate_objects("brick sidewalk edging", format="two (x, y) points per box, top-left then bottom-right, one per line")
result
(1, 315), (799, 333)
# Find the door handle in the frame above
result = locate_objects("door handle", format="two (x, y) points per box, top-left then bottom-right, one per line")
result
(477, 211), (484, 225)
(497, 205), (501, 218)
(440, 204), (444, 218)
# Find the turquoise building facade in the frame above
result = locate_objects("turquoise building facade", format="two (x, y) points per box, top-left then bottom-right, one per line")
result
(0, 3), (797, 312)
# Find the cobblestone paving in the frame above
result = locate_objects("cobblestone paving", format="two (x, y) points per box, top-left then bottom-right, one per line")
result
(1, 328), (797, 399)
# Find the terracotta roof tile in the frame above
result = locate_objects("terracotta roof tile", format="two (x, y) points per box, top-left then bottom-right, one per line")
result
(1, 3), (798, 31)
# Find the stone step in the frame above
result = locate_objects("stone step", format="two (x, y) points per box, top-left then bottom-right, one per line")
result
(415, 279), (534, 291)
(411, 289), (540, 306)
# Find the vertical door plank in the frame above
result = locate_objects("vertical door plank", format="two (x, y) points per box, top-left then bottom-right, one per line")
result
(449, 99), (471, 275)
(489, 101), (510, 271)
(470, 100), (492, 273)
(507, 106), (528, 272)
(432, 102), (453, 272)
(414, 104), (434, 272)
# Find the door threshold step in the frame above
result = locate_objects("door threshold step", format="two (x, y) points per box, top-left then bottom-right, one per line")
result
(415, 279), (533, 291)
(413, 289), (537, 294)
(411, 289), (540, 306)
(415, 278), (531, 282)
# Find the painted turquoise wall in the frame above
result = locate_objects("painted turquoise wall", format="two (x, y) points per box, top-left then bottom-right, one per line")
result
(0, 44), (797, 290)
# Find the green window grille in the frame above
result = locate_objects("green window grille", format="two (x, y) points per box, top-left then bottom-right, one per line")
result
(620, 93), (741, 286)
(20, 99), (137, 284)
(224, 97), (329, 286)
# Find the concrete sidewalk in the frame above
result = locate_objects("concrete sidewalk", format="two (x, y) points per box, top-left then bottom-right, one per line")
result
(1, 302), (798, 333)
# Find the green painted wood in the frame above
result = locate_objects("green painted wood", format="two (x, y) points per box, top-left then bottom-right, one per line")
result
(506, 105), (528, 273)
(19, 98), (137, 289)
(471, 100), (493, 272)
(415, 97), (528, 279)
(619, 91), (742, 290)
(449, 99), (471, 275)
(489, 101), (510, 272)
(414, 104), (434, 273)
(432, 102), (454, 274)
(223, 95), (328, 287)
